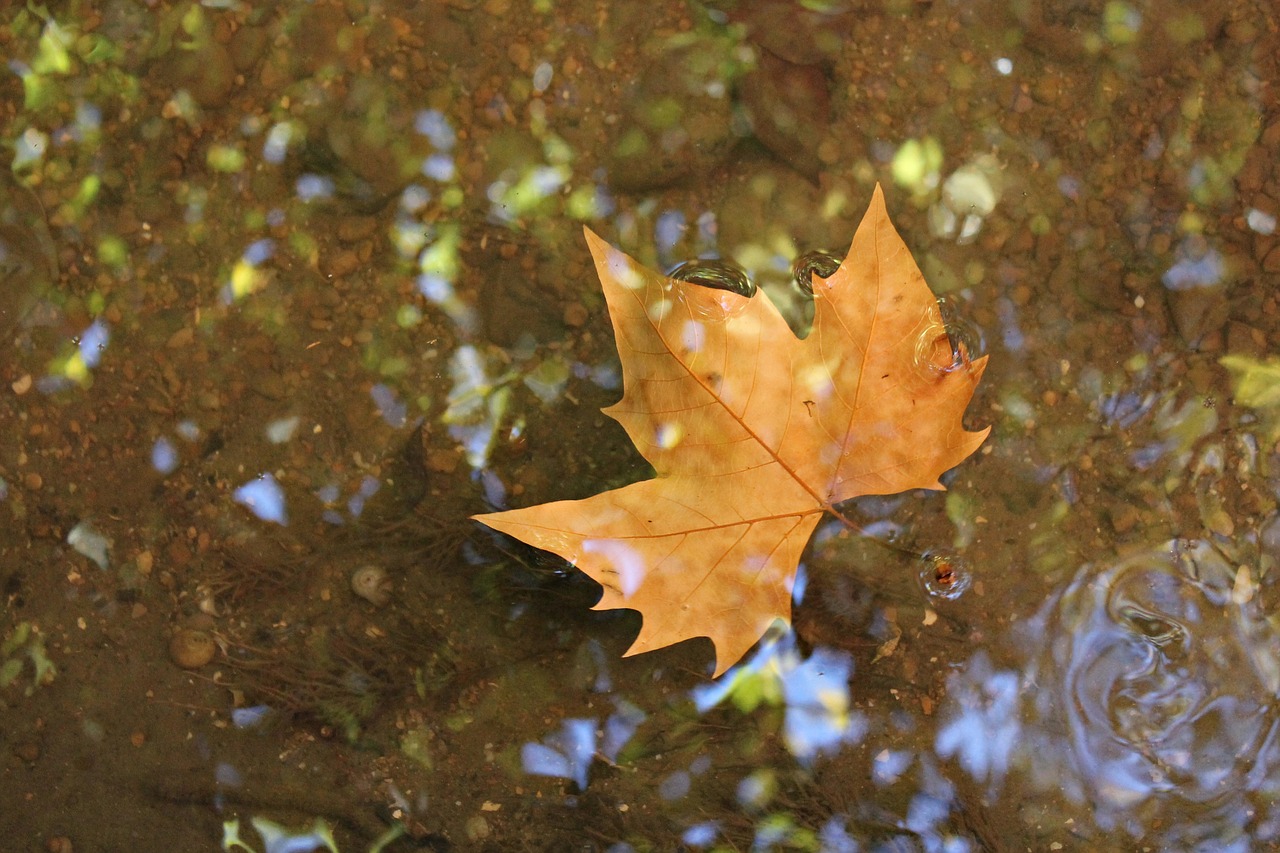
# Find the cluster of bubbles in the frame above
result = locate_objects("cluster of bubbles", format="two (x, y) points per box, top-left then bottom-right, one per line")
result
(667, 249), (840, 298)
(667, 249), (989, 380)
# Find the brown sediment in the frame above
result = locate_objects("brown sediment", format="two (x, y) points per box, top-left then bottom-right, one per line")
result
(143, 767), (391, 841)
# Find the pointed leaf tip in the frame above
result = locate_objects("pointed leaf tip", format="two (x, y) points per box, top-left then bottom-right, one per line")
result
(868, 182), (887, 214)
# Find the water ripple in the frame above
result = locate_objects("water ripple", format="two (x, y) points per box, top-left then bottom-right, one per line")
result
(1022, 540), (1280, 845)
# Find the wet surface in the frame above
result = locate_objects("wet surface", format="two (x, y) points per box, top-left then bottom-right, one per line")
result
(2, 0), (1280, 850)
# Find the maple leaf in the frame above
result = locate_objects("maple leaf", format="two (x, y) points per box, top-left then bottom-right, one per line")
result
(474, 185), (989, 676)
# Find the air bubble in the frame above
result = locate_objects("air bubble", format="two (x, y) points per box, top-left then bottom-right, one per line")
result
(912, 297), (987, 378)
(791, 250), (842, 296)
(668, 259), (755, 298)
(918, 549), (971, 600)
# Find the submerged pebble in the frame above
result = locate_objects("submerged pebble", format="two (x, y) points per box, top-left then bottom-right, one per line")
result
(169, 628), (216, 669)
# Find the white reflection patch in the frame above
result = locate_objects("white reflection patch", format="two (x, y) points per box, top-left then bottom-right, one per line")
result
(647, 294), (672, 323)
(265, 416), (300, 444)
(1247, 208), (1277, 235)
(934, 651), (1021, 784)
(681, 318), (706, 354)
(607, 250), (643, 290)
(583, 539), (646, 597)
(799, 364), (836, 401)
(67, 520), (111, 570)
(233, 474), (288, 525)
(521, 718), (595, 791)
(781, 646), (865, 763)
(655, 421), (683, 450)
(151, 437), (178, 474)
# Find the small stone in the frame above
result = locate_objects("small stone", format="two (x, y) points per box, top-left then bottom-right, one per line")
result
(337, 216), (379, 242)
(45, 837), (72, 853)
(562, 302), (589, 327)
(166, 41), (237, 109)
(1166, 288), (1229, 349)
(13, 742), (40, 763)
(229, 24), (268, 72)
(465, 815), (491, 841)
(325, 250), (361, 278)
(11, 374), (32, 395)
(169, 628), (216, 669)
(1226, 321), (1266, 357)
(166, 327), (195, 349)
(1109, 503), (1139, 534)
(1226, 18), (1258, 43)
(23, 472), (43, 491)
(1263, 119), (1280, 149)
(251, 372), (287, 401)
(426, 448), (461, 474)
(738, 50), (830, 180)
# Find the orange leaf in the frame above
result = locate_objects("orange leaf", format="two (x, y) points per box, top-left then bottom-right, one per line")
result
(474, 185), (989, 676)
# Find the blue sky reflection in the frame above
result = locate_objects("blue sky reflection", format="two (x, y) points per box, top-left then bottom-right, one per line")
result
(934, 651), (1021, 786)
(693, 631), (864, 764)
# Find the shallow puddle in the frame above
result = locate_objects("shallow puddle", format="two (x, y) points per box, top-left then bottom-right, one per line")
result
(2, 1), (1279, 851)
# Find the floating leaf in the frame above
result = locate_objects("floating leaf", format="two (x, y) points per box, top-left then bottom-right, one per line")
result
(476, 186), (989, 675)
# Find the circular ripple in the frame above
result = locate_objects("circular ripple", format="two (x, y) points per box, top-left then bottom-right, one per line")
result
(791, 250), (841, 296)
(918, 549), (971, 600)
(1023, 540), (1280, 845)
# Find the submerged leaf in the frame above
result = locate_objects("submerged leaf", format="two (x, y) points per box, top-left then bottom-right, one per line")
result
(1222, 355), (1280, 410)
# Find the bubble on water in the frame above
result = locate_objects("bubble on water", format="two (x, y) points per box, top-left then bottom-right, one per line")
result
(918, 549), (971, 600)
(791, 250), (841, 296)
(668, 259), (755, 297)
(669, 259), (755, 321)
(912, 298), (987, 379)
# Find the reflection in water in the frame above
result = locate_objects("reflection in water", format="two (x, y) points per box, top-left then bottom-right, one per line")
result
(222, 815), (341, 853)
(443, 344), (512, 469)
(1010, 540), (1280, 846)
(935, 651), (1021, 785)
(224, 239), (276, 303)
(1163, 236), (1224, 291)
(233, 474), (288, 525)
(7, 0), (1280, 846)
(521, 700), (646, 792)
(442, 342), (572, 471)
(693, 630), (865, 765)
(1247, 208), (1277, 236)
(66, 519), (111, 570)
(929, 155), (1003, 244)
(41, 318), (111, 391)
(150, 436), (178, 474)
(521, 717), (596, 791)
